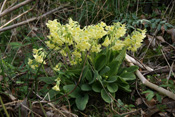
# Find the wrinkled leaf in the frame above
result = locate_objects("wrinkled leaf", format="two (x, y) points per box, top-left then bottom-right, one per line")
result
(63, 85), (81, 98)
(89, 70), (98, 84)
(117, 77), (131, 92)
(101, 89), (114, 103)
(92, 82), (102, 93)
(81, 65), (89, 81)
(104, 76), (118, 83)
(107, 83), (118, 93)
(107, 47), (126, 76)
(81, 84), (91, 91)
(75, 94), (89, 110)
(95, 54), (107, 71)
(99, 66), (110, 76)
(120, 72), (136, 81)
(86, 69), (93, 82)
(107, 60), (120, 76)
(38, 77), (57, 84)
(125, 66), (138, 72)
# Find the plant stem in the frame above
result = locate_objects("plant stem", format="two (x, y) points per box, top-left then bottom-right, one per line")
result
(0, 96), (9, 117)
(42, 64), (48, 77)
(65, 43), (72, 62)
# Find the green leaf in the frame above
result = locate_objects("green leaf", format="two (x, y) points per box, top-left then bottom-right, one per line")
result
(39, 85), (49, 96)
(95, 54), (107, 71)
(99, 66), (110, 75)
(155, 19), (161, 23)
(163, 25), (167, 31)
(81, 84), (91, 91)
(120, 72), (136, 81)
(125, 66), (138, 72)
(136, 20), (140, 26)
(128, 19), (132, 25)
(160, 21), (166, 24)
(9, 42), (23, 49)
(92, 82), (102, 93)
(107, 83), (118, 93)
(107, 47), (126, 76)
(117, 99), (124, 107)
(104, 76), (118, 83)
(67, 69), (81, 75)
(46, 89), (59, 99)
(166, 23), (173, 28)
(101, 89), (114, 103)
(157, 24), (161, 31)
(121, 19), (126, 23)
(107, 60), (120, 76)
(38, 77), (57, 84)
(117, 77), (131, 92)
(132, 22), (136, 26)
(75, 94), (89, 110)
(63, 84), (81, 98)
(156, 93), (162, 103)
(142, 90), (155, 101)
(132, 14), (137, 20)
(151, 23), (156, 29)
(81, 65), (89, 81)
(86, 69), (93, 82)
(89, 70), (98, 84)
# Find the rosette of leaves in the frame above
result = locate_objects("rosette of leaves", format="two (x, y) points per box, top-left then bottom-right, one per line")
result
(63, 48), (138, 110)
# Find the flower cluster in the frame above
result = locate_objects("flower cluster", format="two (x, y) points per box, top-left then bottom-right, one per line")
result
(43, 18), (146, 92)
(52, 77), (61, 91)
(45, 18), (146, 66)
(28, 48), (46, 69)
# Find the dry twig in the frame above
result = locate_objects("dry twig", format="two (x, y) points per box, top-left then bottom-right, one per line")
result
(125, 54), (175, 100)
(0, 4), (69, 33)
(0, 0), (34, 18)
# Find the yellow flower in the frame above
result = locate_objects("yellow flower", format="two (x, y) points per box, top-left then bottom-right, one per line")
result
(70, 60), (77, 65)
(123, 36), (131, 47)
(28, 58), (39, 69)
(28, 58), (33, 65)
(52, 85), (60, 91)
(46, 19), (59, 31)
(115, 24), (126, 38)
(52, 77), (61, 91)
(102, 36), (110, 47)
(76, 41), (91, 51)
(111, 40), (125, 51)
(73, 51), (81, 58)
(28, 48), (46, 69)
(127, 29), (146, 51)
(60, 50), (67, 56)
(91, 44), (101, 53)
(53, 63), (62, 72)
(45, 41), (55, 49)
(33, 49), (38, 54)
(33, 54), (46, 64)
(100, 21), (106, 27)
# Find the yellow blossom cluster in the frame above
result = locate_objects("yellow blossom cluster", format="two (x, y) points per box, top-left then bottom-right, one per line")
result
(52, 77), (61, 91)
(53, 63), (62, 72)
(46, 18), (146, 65)
(124, 29), (146, 51)
(28, 48), (46, 69)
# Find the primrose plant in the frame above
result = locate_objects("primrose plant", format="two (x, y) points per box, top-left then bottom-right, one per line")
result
(28, 18), (146, 110)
